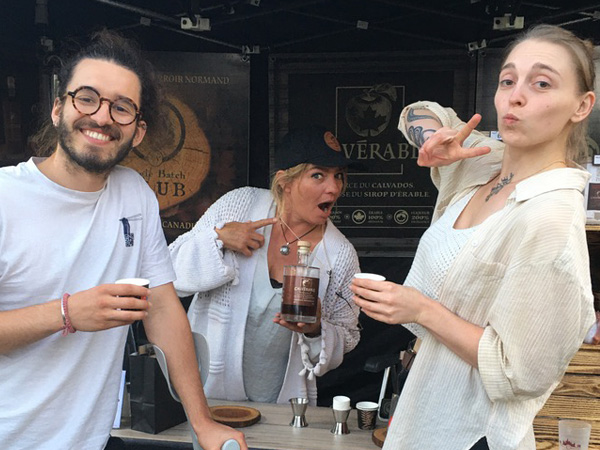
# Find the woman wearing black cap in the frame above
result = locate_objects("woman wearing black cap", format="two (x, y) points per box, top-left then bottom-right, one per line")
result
(169, 126), (360, 405)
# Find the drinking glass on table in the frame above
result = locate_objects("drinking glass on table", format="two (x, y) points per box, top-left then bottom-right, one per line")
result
(559, 419), (591, 450)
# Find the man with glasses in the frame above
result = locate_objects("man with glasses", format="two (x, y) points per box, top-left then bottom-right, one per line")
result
(67, 86), (142, 126)
(0, 30), (246, 450)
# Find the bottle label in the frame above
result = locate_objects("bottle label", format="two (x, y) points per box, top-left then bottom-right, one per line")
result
(282, 275), (319, 307)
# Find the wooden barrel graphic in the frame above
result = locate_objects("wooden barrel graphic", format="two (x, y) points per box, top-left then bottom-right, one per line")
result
(122, 95), (211, 213)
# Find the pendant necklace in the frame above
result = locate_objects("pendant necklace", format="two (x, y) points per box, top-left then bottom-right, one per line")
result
(279, 219), (318, 255)
(485, 159), (566, 202)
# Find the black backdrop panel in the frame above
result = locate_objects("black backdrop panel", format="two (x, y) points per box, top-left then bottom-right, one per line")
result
(122, 52), (250, 244)
(270, 51), (476, 246)
(287, 71), (454, 239)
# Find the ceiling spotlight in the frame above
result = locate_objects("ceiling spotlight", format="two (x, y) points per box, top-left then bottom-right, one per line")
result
(248, 0), (260, 6)
(242, 45), (260, 54)
(467, 39), (487, 52)
(181, 15), (211, 31)
(493, 14), (524, 30)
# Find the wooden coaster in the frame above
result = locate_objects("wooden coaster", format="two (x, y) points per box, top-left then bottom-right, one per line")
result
(209, 405), (261, 428)
(372, 427), (387, 448)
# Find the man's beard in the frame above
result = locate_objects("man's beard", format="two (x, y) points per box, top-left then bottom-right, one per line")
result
(57, 116), (135, 175)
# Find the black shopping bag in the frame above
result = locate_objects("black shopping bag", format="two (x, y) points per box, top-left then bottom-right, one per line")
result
(129, 352), (187, 434)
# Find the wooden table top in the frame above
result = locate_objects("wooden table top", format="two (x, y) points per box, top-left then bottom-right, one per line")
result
(534, 344), (600, 450)
(112, 399), (382, 450)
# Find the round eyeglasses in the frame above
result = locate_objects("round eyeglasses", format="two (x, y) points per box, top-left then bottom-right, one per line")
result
(66, 86), (141, 126)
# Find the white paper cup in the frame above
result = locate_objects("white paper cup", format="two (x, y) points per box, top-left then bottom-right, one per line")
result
(115, 278), (150, 302)
(354, 273), (386, 281)
(332, 395), (351, 410)
(559, 419), (591, 450)
(356, 401), (379, 411)
(115, 278), (150, 288)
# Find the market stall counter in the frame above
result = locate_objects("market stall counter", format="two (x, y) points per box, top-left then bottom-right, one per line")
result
(113, 398), (383, 450)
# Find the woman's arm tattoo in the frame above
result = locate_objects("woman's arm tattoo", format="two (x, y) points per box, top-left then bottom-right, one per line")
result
(407, 109), (442, 125)
(406, 109), (442, 147)
(407, 126), (437, 147)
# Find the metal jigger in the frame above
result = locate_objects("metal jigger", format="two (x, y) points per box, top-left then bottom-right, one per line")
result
(289, 397), (309, 427)
(330, 408), (351, 435)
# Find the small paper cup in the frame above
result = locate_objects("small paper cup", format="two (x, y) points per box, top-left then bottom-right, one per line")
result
(115, 278), (150, 288)
(356, 401), (379, 430)
(332, 395), (351, 410)
(559, 419), (591, 450)
(356, 401), (379, 411)
(354, 273), (386, 281)
(115, 278), (150, 302)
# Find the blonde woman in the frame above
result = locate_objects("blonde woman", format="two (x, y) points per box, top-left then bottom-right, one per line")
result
(352, 25), (596, 449)
(170, 126), (360, 405)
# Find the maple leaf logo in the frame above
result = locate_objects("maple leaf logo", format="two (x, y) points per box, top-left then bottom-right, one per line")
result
(352, 210), (366, 224)
(345, 86), (394, 137)
(355, 106), (388, 134)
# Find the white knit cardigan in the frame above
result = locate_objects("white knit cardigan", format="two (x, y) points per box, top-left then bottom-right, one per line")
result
(168, 187), (360, 405)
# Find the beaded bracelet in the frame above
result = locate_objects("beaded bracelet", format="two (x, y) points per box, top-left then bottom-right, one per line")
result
(61, 293), (77, 336)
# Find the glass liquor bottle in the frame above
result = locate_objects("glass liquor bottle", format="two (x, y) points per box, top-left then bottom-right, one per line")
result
(281, 240), (319, 323)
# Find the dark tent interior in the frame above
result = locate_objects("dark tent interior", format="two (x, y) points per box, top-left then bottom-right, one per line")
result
(2, 1), (600, 448)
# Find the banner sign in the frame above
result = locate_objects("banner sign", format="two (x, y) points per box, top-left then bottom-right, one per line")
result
(284, 63), (462, 240)
(122, 52), (250, 243)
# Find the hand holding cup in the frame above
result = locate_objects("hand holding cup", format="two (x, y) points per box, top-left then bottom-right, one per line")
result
(353, 273), (386, 282)
(351, 273), (386, 302)
(115, 278), (150, 298)
(115, 278), (150, 311)
(66, 280), (150, 332)
(351, 273), (429, 325)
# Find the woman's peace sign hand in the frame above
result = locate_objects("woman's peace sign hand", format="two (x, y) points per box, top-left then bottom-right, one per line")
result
(417, 114), (492, 167)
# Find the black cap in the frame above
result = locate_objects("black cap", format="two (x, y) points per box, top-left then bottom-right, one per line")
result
(274, 126), (352, 171)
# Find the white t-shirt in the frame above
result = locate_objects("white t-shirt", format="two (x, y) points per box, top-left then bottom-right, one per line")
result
(0, 158), (175, 450)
